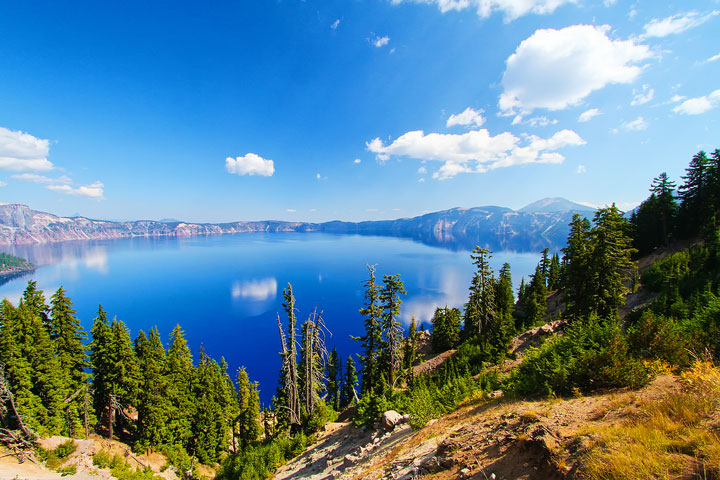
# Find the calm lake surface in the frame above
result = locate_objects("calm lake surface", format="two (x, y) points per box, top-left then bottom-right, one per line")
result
(0, 233), (541, 403)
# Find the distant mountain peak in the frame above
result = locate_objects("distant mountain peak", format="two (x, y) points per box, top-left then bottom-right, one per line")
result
(519, 197), (595, 213)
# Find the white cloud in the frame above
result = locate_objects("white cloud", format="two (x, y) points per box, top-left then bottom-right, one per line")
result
(526, 116), (557, 127)
(631, 84), (654, 106)
(0, 127), (54, 172)
(0, 181), (6, 187)
(670, 95), (686, 103)
(316, 173), (327, 180)
(499, 25), (652, 116)
(418, 166), (427, 174)
(225, 153), (275, 177)
(673, 89), (720, 115)
(47, 181), (105, 200)
(331, 19), (341, 29)
(12, 173), (73, 184)
(613, 116), (647, 132)
(578, 108), (600, 122)
(603, 0), (616, 6)
(642, 10), (719, 38)
(286, 209), (296, 212)
(703, 53), (720, 64)
(446, 107), (485, 128)
(367, 128), (585, 180)
(418, 178), (425, 183)
(390, 0), (576, 21)
(354, 158), (362, 164)
(371, 35), (390, 47)
(231, 278), (277, 302)
(576, 165), (586, 174)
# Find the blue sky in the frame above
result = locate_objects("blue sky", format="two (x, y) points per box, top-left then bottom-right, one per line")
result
(0, 0), (718, 222)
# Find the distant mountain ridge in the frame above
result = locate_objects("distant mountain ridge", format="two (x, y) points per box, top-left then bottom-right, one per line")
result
(0, 199), (596, 251)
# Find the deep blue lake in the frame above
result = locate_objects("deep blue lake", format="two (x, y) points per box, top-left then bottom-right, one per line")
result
(0, 233), (540, 404)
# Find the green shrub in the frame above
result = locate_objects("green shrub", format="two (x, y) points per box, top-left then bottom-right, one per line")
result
(54, 439), (77, 459)
(505, 315), (651, 397)
(216, 434), (309, 480)
(353, 391), (392, 428)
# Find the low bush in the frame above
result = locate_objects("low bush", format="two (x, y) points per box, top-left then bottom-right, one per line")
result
(505, 315), (651, 397)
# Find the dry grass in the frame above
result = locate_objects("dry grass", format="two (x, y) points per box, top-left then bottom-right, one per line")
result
(579, 360), (720, 480)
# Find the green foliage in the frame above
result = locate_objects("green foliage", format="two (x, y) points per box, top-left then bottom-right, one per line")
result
(378, 273), (406, 389)
(354, 265), (383, 395)
(353, 390), (392, 428)
(505, 315), (650, 397)
(216, 434), (308, 480)
(430, 307), (461, 353)
(93, 450), (161, 480)
(339, 355), (358, 410)
(236, 367), (262, 448)
(38, 439), (78, 470)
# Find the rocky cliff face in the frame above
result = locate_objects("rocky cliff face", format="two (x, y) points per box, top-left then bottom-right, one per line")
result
(0, 202), (592, 251)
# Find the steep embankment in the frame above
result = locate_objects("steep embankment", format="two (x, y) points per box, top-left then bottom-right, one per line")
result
(0, 201), (590, 250)
(272, 375), (694, 480)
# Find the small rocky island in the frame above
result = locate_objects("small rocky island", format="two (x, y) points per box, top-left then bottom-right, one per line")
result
(0, 252), (35, 280)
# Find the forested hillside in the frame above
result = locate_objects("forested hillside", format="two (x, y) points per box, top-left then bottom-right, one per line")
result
(1, 148), (720, 480)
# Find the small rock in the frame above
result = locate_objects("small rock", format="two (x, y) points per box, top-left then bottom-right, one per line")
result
(460, 467), (471, 477)
(381, 410), (404, 432)
(488, 390), (504, 399)
(343, 454), (359, 468)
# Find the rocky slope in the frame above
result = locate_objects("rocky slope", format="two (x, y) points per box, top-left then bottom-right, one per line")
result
(0, 198), (593, 251)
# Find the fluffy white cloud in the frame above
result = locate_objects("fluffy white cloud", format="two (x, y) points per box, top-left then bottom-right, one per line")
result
(371, 35), (390, 47)
(643, 10), (718, 38)
(12, 173), (72, 184)
(225, 153), (275, 177)
(47, 181), (105, 200)
(331, 19), (341, 29)
(578, 108), (600, 122)
(446, 107), (485, 128)
(631, 84), (654, 106)
(703, 53), (720, 64)
(353, 158), (362, 164)
(390, 0), (576, 21)
(576, 165), (586, 174)
(499, 25), (652, 116)
(366, 128), (585, 180)
(418, 166), (427, 174)
(673, 90), (720, 115)
(0, 181), (6, 187)
(0, 127), (54, 172)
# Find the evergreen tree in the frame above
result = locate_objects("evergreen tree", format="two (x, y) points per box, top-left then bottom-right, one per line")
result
(589, 205), (637, 318)
(165, 324), (195, 447)
(134, 327), (171, 451)
(538, 248), (550, 287)
(463, 247), (495, 342)
(354, 265), (383, 395)
(379, 274), (406, 389)
(495, 263), (515, 317)
(524, 264), (548, 327)
(430, 307), (461, 353)
(547, 254), (561, 291)
(192, 349), (229, 464)
(49, 287), (90, 437)
(562, 214), (593, 318)
(235, 367), (261, 449)
(402, 316), (418, 386)
(339, 356), (357, 410)
(678, 151), (710, 236)
(0, 294), (66, 434)
(325, 347), (342, 412)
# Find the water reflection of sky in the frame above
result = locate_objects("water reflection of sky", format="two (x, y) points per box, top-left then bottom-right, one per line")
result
(0, 233), (540, 403)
